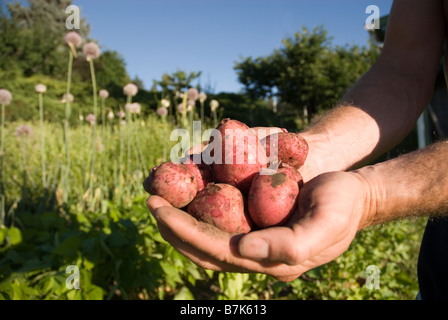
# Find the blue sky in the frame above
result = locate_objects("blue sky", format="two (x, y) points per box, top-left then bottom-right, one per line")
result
(55, 1), (394, 92)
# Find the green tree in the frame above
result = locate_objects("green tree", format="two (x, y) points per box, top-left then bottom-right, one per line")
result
(94, 51), (130, 89)
(153, 70), (202, 96)
(1, 0), (90, 78)
(234, 26), (380, 127)
(0, 0), (135, 121)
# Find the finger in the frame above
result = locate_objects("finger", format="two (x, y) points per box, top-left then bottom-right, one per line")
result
(151, 203), (237, 258)
(147, 196), (251, 269)
(146, 197), (229, 270)
(238, 213), (342, 266)
(157, 219), (249, 273)
(146, 195), (173, 213)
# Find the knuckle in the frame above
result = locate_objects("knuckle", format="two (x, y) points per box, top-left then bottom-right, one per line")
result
(274, 274), (300, 282)
(281, 244), (302, 266)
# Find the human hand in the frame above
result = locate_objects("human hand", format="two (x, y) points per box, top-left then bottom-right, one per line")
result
(146, 170), (372, 282)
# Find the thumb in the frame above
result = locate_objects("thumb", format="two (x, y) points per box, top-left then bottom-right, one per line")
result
(238, 215), (336, 265)
(146, 195), (173, 214)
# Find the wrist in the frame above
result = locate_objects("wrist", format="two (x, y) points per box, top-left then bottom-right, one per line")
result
(350, 165), (387, 230)
(299, 132), (350, 182)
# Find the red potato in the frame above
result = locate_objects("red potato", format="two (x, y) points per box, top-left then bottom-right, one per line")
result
(249, 127), (288, 141)
(248, 166), (303, 228)
(261, 132), (309, 170)
(187, 183), (252, 233)
(279, 163), (304, 188)
(143, 161), (198, 208)
(210, 119), (267, 195)
(182, 154), (214, 192)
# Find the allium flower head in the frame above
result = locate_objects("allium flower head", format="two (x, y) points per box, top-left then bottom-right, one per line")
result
(133, 170), (144, 181)
(199, 92), (207, 104)
(125, 102), (141, 114)
(187, 87), (199, 101)
(210, 99), (219, 111)
(96, 138), (104, 153)
(0, 89), (13, 105)
(131, 103), (141, 114)
(15, 125), (33, 137)
(117, 110), (126, 119)
(107, 110), (115, 120)
(79, 114), (84, 121)
(61, 93), (74, 103)
(175, 91), (184, 99)
(86, 114), (96, 126)
(161, 99), (170, 108)
(157, 107), (168, 117)
(64, 32), (83, 48)
(123, 83), (138, 97)
(187, 99), (195, 107)
(35, 84), (47, 94)
(177, 103), (185, 114)
(99, 89), (109, 99)
(83, 42), (101, 60)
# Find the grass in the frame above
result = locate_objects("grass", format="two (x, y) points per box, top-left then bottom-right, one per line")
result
(1, 115), (174, 214)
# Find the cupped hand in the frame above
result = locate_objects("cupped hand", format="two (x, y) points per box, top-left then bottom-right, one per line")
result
(146, 170), (372, 282)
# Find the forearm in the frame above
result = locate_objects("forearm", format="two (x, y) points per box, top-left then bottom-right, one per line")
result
(300, 61), (432, 182)
(298, 0), (444, 182)
(355, 140), (448, 230)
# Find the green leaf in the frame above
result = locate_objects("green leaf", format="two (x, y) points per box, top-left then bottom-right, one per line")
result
(0, 229), (5, 245)
(16, 259), (51, 273)
(67, 289), (82, 300)
(40, 276), (56, 295)
(2, 249), (24, 263)
(10, 278), (37, 299)
(151, 232), (167, 244)
(109, 207), (121, 223)
(40, 212), (64, 230)
(83, 258), (95, 270)
(7, 227), (22, 246)
(0, 282), (14, 300)
(186, 263), (202, 281)
(160, 261), (182, 286)
(76, 211), (90, 226)
(53, 235), (81, 258)
(84, 285), (104, 300)
(174, 286), (194, 300)
(107, 232), (128, 247)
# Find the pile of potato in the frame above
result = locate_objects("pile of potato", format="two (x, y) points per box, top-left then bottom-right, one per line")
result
(143, 119), (308, 233)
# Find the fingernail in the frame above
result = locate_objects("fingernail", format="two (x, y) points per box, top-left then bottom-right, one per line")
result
(239, 238), (269, 260)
